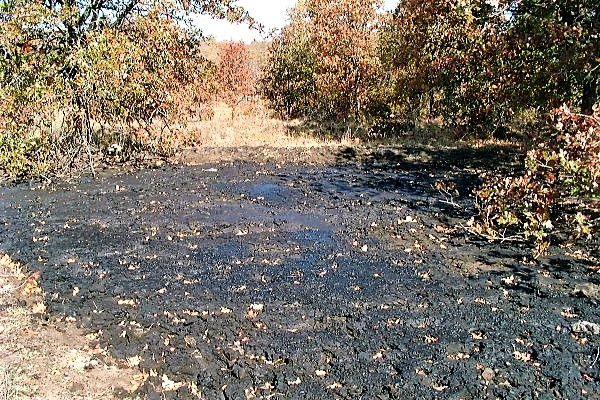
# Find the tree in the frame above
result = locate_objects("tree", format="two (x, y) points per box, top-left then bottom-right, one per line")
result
(378, 0), (599, 134)
(215, 42), (256, 118)
(504, 0), (599, 115)
(261, 16), (317, 119)
(0, 0), (252, 177)
(379, 0), (514, 133)
(262, 0), (383, 122)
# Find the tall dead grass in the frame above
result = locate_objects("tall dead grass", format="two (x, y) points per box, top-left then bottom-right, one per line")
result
(0, 256), (27, 400)
(0, 367), (19, 400)
(179, 101), (329, 148)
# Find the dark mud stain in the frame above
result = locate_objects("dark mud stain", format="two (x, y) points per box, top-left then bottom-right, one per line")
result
(1, 147), (598, 399)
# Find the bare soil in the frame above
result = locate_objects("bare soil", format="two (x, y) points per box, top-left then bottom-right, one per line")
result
(0, 144), (599, 399)
(0, 255), (139, 399)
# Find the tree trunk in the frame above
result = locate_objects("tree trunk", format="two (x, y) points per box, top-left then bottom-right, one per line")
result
(581, 74), (597, 115)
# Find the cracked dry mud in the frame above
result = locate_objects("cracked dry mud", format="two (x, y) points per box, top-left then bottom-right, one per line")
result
(1, 146), (599, 399)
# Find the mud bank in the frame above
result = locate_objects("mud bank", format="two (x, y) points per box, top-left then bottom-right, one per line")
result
(1, 146), (598, 399)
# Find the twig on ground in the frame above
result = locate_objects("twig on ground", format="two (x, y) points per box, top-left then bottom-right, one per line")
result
(438, 198), (460, 208)
(0, 272), (39, 295)
(460, 224), (525, 243)
(591, 347), (600, 368)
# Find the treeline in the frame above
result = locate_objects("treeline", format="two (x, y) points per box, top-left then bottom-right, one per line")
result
(261, 0), (599, 255)
(262, 0), (598, 133)
(0, 0), (254, 176)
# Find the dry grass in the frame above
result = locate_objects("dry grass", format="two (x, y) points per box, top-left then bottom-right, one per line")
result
(0, 256), (28, 400)
(182, 101), (329, 148)
(0, 366), (20, 400)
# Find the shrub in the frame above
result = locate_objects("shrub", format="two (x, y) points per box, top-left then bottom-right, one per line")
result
(0, 0), (249, 178)
(474, 105), (599, 256)
(261, 34), (317, 119)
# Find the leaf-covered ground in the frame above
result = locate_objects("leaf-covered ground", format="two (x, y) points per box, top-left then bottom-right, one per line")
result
(0, 145), (598, 399)
(0, 254), (138, 399)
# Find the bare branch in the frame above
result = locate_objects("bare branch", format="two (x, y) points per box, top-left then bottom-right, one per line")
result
(78, 0), (106, 29)
(113, 0), (139, 28)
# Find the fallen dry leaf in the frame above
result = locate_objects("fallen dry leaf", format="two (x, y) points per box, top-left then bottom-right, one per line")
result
(447, 352), (470, 361)
(21, 272), (42, 296)
(399, 216), (417, 224)
(434, 224), (453, 234)
(432, 384), (448, 392)
(470, 330), (486, 340)
(424, 335), (439, 344)
(161, 374), (185, 391)
(117, 299), (137, 306)
(373, 349), (385, 360)
(246, 303), (264, 319)
(31, 301), (46, 314)
(418, 271), (432, 281)
(184, 335), (197, 347)
(572, 334), (588, 345)
(513, 351), (533, 362)
(501, 275), (516, 286)
(127, 355), (142, 367)
(561, 308), (579, 318)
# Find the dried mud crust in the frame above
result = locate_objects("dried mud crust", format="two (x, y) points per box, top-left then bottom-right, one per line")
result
(0, 145), (598, 399)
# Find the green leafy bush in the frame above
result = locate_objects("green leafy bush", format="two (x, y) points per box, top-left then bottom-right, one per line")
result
(261, 34), (317, 119)
(474, 105), (599, 256)
(0, 133), (49, 177)
(0, 0), (249, 179)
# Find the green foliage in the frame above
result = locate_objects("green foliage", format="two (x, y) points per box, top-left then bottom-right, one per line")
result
(0, 0), (249, 178)
(506, 0), (599, 113)
(68, 11), (212, 147)
(379, 1), (488, 130)
(378, 0), (599, 135)
(0, 133), (49, 177)
(262, 34), (317, 119)
(475, 105), (599, 256)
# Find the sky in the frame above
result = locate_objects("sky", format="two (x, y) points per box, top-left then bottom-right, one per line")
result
(194, 0), (398, 43)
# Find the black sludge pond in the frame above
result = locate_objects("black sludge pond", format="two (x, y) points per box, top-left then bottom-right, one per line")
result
(0, 149), (598, 399)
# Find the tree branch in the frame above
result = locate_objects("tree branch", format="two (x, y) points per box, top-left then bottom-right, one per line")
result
(114, 0), (139, 28)
(78, 0), (106, 29)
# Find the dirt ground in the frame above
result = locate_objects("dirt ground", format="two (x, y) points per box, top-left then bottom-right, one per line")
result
(0, 144), (599, 399)
(0, 255), (140, 399)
